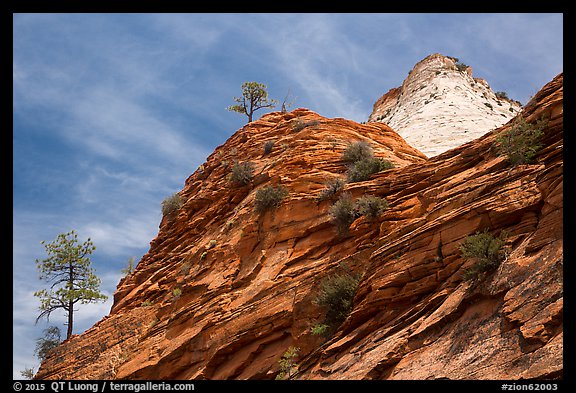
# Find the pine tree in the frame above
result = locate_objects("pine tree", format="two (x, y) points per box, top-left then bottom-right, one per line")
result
(34, 230), (107, 339)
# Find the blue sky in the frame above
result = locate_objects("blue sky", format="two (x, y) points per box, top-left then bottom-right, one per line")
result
(12, 13), (563, 378)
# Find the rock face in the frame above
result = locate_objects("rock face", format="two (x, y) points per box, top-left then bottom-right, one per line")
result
(368, 53), (522, 157)
(35, 73), (562, 380)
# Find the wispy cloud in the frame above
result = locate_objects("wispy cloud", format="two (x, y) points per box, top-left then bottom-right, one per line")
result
(13, 28), (211, 167)
(76, 213), (160, 258)
(13, 13), (563, 378)
(239, 14), (368, 121)
(61, 86), (207, 164)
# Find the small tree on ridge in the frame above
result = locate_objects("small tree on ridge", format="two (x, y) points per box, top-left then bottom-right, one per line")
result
(227, 81), (278, 123)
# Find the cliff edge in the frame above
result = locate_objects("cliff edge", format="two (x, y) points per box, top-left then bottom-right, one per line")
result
(35, 73), (562, 380)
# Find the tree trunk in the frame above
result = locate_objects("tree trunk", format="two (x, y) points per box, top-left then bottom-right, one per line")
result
(66, 300), (74, 339)
(67, 259), (74, 339)
(247, 95), (255, 123)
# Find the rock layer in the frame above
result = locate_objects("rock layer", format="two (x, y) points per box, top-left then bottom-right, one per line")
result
(35, 73), (562, 380)
(368, 53), (522, 157)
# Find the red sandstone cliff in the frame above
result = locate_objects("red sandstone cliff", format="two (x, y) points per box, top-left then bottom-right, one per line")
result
(35, 73), (563, 380)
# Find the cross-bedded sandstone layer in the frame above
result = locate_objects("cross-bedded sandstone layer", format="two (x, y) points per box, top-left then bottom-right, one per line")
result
(35, 73), (562, 380)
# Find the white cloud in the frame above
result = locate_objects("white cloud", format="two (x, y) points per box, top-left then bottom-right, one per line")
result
(248, 14), (367, 121)
(63, 86), (207, 164)
(14, 62), (209, 170)
(76, 214), (159, 258)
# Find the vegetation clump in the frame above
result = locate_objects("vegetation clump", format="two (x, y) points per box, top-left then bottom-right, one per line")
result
(161, 193), (183, 216)
(120, 256), (136, 276)
(254, 185), (288, 214)
(495, 116), (546, 165)
(276, 346), (300, 380)
(313, 270), (362, 329)
(263, 140), (275, 155)
(35, 326), (62, 361)
(328, 193), (358, 236)
(20, 326), (63, 378)
(329, 193), (389, 235)
(316, 177), (346, 203)
(455, 60), (469, 72)
(347, 157), (393, 182)
(354, 195), (389, 219)
(342, 141), (393, 183)
(460, 229), (507, 281)
(229, 161), (255, 186)
(291, 119), (320, 132)
(342, 141), (373, 164)
(310, 323), (329, 336)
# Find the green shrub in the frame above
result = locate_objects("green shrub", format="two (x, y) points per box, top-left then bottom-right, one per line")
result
(291, 119), (320, 132)
(229, 161), (254, 186)
(161, 193), (183, 216)
(329, 193), (390, 234)
(172, 288), (182, 298)
(35, 326), (62, 361)
(455, 61), (469, 72)
(355, 195), (388, 219)
(342, 141), (373, 165)
(495, 91), (509, 100)
(314, 271), (362, 328)
(328, 193), (359, 235)
(276, 346), (300, 380)
(346, 157), (393, 182)
(224, 219), (235, 231)
(310, 323), (329, 336)
(120, 256), (135, 276)
(20, 368), (35, 379)
(263, 140), (275, 155)
(460, 230), (507, 281)
(254, 185), (288, 213)
(495, 116), (546, 165)
(316, 177), (346, 203)
(342, 141), (393, 182)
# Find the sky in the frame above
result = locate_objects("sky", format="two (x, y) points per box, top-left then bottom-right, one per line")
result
(12, 13), (563, 378)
